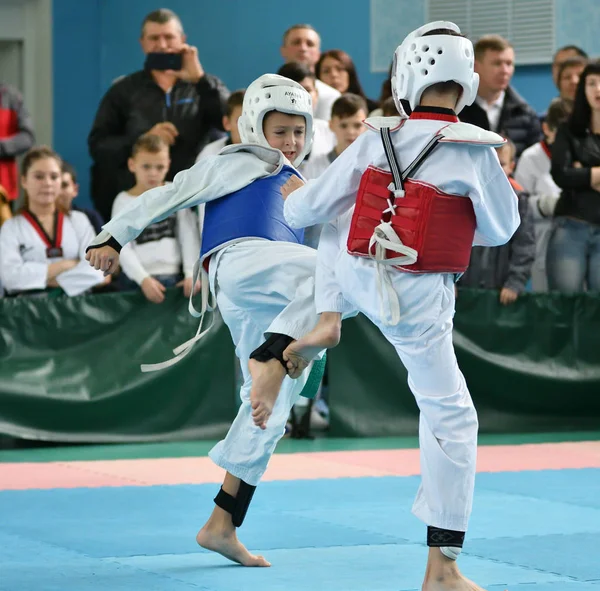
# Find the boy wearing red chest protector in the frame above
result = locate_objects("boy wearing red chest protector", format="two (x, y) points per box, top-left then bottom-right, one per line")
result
(281, 22), (520, 590)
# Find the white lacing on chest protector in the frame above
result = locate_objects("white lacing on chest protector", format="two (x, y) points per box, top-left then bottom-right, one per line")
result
(140, 259), (217, 372)
(370, 129), (440, 326)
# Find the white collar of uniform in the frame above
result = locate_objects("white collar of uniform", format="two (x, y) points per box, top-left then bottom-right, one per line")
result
(475, 90), (505, 111)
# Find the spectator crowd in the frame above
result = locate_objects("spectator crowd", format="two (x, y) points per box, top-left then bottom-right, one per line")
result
(0, 8), (598, 434)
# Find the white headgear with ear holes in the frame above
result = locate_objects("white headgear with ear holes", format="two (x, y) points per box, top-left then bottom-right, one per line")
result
(391, 21), (479, 114)
(238, 74), (314, 167)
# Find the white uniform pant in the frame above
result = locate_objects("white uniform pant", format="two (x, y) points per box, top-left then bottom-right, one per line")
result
(317, 222), (478, 533)
(207, 240), (320, 486)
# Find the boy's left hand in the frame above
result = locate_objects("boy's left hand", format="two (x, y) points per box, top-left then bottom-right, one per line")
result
(281, 176), (305, 200)
(499, 287), (518, 305)
(178, 276), (202, 298)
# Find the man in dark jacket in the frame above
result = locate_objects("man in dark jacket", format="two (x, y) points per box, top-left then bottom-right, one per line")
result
(459, 35), (541, 159)
(0, 84), (35, 204)
(88, 8), (229, 221)
(460, 140), (535, 304)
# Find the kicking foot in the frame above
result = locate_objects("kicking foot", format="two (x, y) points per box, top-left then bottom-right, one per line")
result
(283, 314), (341, 379)
(248, 358), (286, 430)
(196, 525), (270, 567)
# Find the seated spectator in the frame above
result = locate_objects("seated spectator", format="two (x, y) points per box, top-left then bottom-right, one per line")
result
(556, 57), (587, 114)
(460, 140), (535, 304)
(515, 98), (569, 291)
(316, 49), (378, 112)
(276, 62), (336, 164)
(112, 133), (200, 303)
(548, 60), (600, 293)
(552, 45), (588, 87)
(58, 162), (105, 234)
(0, 146), (105, 297)
(195, 90), (245, 162)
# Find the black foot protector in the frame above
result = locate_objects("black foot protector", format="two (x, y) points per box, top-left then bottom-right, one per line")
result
(214, 480), (257, 527)
(249, 333), (294, 371)
(427, 526), (465, 548)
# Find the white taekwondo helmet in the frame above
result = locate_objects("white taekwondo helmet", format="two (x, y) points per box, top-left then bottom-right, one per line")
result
(391, 21), (479, 114)
(238, 73), (314, 167)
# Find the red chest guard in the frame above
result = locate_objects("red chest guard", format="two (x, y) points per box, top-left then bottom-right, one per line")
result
(347, 128), (476, 273)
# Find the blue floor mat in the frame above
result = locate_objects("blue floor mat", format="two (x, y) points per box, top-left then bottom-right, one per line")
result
(1, 469), (598, 590)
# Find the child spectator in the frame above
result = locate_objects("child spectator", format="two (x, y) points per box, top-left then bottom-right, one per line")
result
(302, 93), (368, 180)
(111, 134), (199, 303)
(0, 146), (105, 297)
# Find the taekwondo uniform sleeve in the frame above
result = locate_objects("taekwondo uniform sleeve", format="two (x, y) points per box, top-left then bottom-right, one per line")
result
(111, 194), (151, 285)
(55, 212), (106, 296)
(284, 133), (373, 229)
(97, 151), (277, 249)
(0, 218), (48, 291)
(468, 146), (521, 247)
(176, 209), (201, 279)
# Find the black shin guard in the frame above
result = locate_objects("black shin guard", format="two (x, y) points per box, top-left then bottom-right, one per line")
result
(427, 526), (465, 549)
(214, 481), (257, 527)
(249, 333), (294, 370)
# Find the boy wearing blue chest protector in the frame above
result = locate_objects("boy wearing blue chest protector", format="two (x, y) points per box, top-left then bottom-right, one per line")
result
(86, 74), (347, 566)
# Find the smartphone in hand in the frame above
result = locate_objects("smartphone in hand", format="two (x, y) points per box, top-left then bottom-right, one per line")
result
(145, 52), (183, 71)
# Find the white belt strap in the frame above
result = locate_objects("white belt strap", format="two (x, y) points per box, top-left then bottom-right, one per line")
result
(140, 259), (216, 372)
(368, 221), (418, 326)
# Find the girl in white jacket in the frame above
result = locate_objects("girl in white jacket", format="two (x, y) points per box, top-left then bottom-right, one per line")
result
(0, 146), (104, 297)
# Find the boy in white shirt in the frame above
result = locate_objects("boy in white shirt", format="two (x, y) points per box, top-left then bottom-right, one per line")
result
(302, 93), (368, 181)
(112, 134), (200, 303)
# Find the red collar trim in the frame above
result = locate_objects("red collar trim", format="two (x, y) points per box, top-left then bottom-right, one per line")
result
(540, 140), (551, 159)
(409, 110), (459, 123)
(22, 210), (64, 249)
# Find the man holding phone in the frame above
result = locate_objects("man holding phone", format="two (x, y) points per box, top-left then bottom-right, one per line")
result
(88, 8), (230, 221)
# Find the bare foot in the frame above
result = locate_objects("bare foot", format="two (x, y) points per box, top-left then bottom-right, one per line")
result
(283, 313), (341, 379)
(196, 524), (270, 567)
(248, 358), (286, 430)
(422, 548), (492, 591)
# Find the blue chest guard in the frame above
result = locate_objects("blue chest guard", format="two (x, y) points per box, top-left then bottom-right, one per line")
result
(200, 165), (305, 263)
